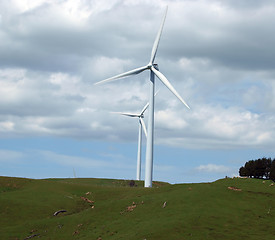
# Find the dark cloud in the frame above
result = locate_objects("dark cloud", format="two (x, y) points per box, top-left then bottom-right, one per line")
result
(163, 4), (275, 70)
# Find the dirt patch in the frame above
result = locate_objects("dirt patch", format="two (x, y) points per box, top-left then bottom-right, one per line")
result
(80, 196), (95, 208)
(227, 186), (242, 191)
(120, 201), (140, 215)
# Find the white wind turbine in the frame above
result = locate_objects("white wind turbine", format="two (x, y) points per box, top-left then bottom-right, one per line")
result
(114, 102), (148, 181)
(95, 7), (190, 187)
(114, 91), (158, 181)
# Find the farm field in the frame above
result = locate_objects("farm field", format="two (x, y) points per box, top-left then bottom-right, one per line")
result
(0, 176), (274, 240)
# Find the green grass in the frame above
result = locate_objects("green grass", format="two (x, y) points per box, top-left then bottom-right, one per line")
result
(0, 176), (274, 240)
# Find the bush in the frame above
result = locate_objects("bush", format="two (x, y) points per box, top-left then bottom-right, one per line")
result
(129, 180), (136, 187)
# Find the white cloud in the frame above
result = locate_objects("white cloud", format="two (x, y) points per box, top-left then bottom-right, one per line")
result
(87, 56), (132, 80)
(9, 0), (48, 13)
(0, 149), (24, 162)
(156, 109), (188, 130)
(155, 104), (275, 149)
(39, 150), (109, 168)
(196, 164), (230, 173)
(0, 121), (14, 131)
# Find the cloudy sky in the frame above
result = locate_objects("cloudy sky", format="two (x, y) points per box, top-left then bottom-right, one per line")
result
(1, 0), (275, 184)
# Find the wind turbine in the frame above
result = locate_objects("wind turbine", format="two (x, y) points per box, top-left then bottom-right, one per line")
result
(114, 91), (158, 181)
(114, 102), (148, 181)
(95, 7), (190, 187)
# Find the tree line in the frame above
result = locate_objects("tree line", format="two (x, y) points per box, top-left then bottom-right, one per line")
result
(239, 157), (275, 181)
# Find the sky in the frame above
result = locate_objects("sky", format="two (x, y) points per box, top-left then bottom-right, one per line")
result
(1, 0), (275, 184)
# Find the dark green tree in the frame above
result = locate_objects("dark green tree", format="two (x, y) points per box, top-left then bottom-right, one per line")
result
(244, 160), (255, 178)
(270, 160), (275, 181)
(239, 166), (248, 177)
(263, 158), (272, 179)
(239, 157), (274, 180)
(254, 158), (266, 178)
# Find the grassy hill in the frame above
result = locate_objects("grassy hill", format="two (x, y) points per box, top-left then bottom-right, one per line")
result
(0, 176), (274, 240)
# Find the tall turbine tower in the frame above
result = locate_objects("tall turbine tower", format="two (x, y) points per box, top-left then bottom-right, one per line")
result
(95, 7), (190, 187)
(114, 102), (148, 181)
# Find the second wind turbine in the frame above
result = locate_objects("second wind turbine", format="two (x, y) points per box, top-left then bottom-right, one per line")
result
(114, 102), (148, 181)
(95, 7), (190, 187)
(114, 91), (158, 181)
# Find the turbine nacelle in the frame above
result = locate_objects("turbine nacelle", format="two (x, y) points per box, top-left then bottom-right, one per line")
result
(147, 63), (158, 70)
(153, 63), (159, 70)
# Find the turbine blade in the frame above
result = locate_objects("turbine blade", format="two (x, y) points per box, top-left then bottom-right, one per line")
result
(140, 118), (147, 137)
(94, 65), (148, 85)
(111, 112), (140, 117)
(151, 66), (190, 109)
(149, 6), (168, 64)
(140, 102), (149, 115)
(139, 90), (159, 115)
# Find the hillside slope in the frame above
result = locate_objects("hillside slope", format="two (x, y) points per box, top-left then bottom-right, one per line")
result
(0, 177), (274, 240)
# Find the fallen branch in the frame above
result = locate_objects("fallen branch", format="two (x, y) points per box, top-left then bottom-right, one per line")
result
(53, 210), (67, 216)
(24, 234), (39, 240)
